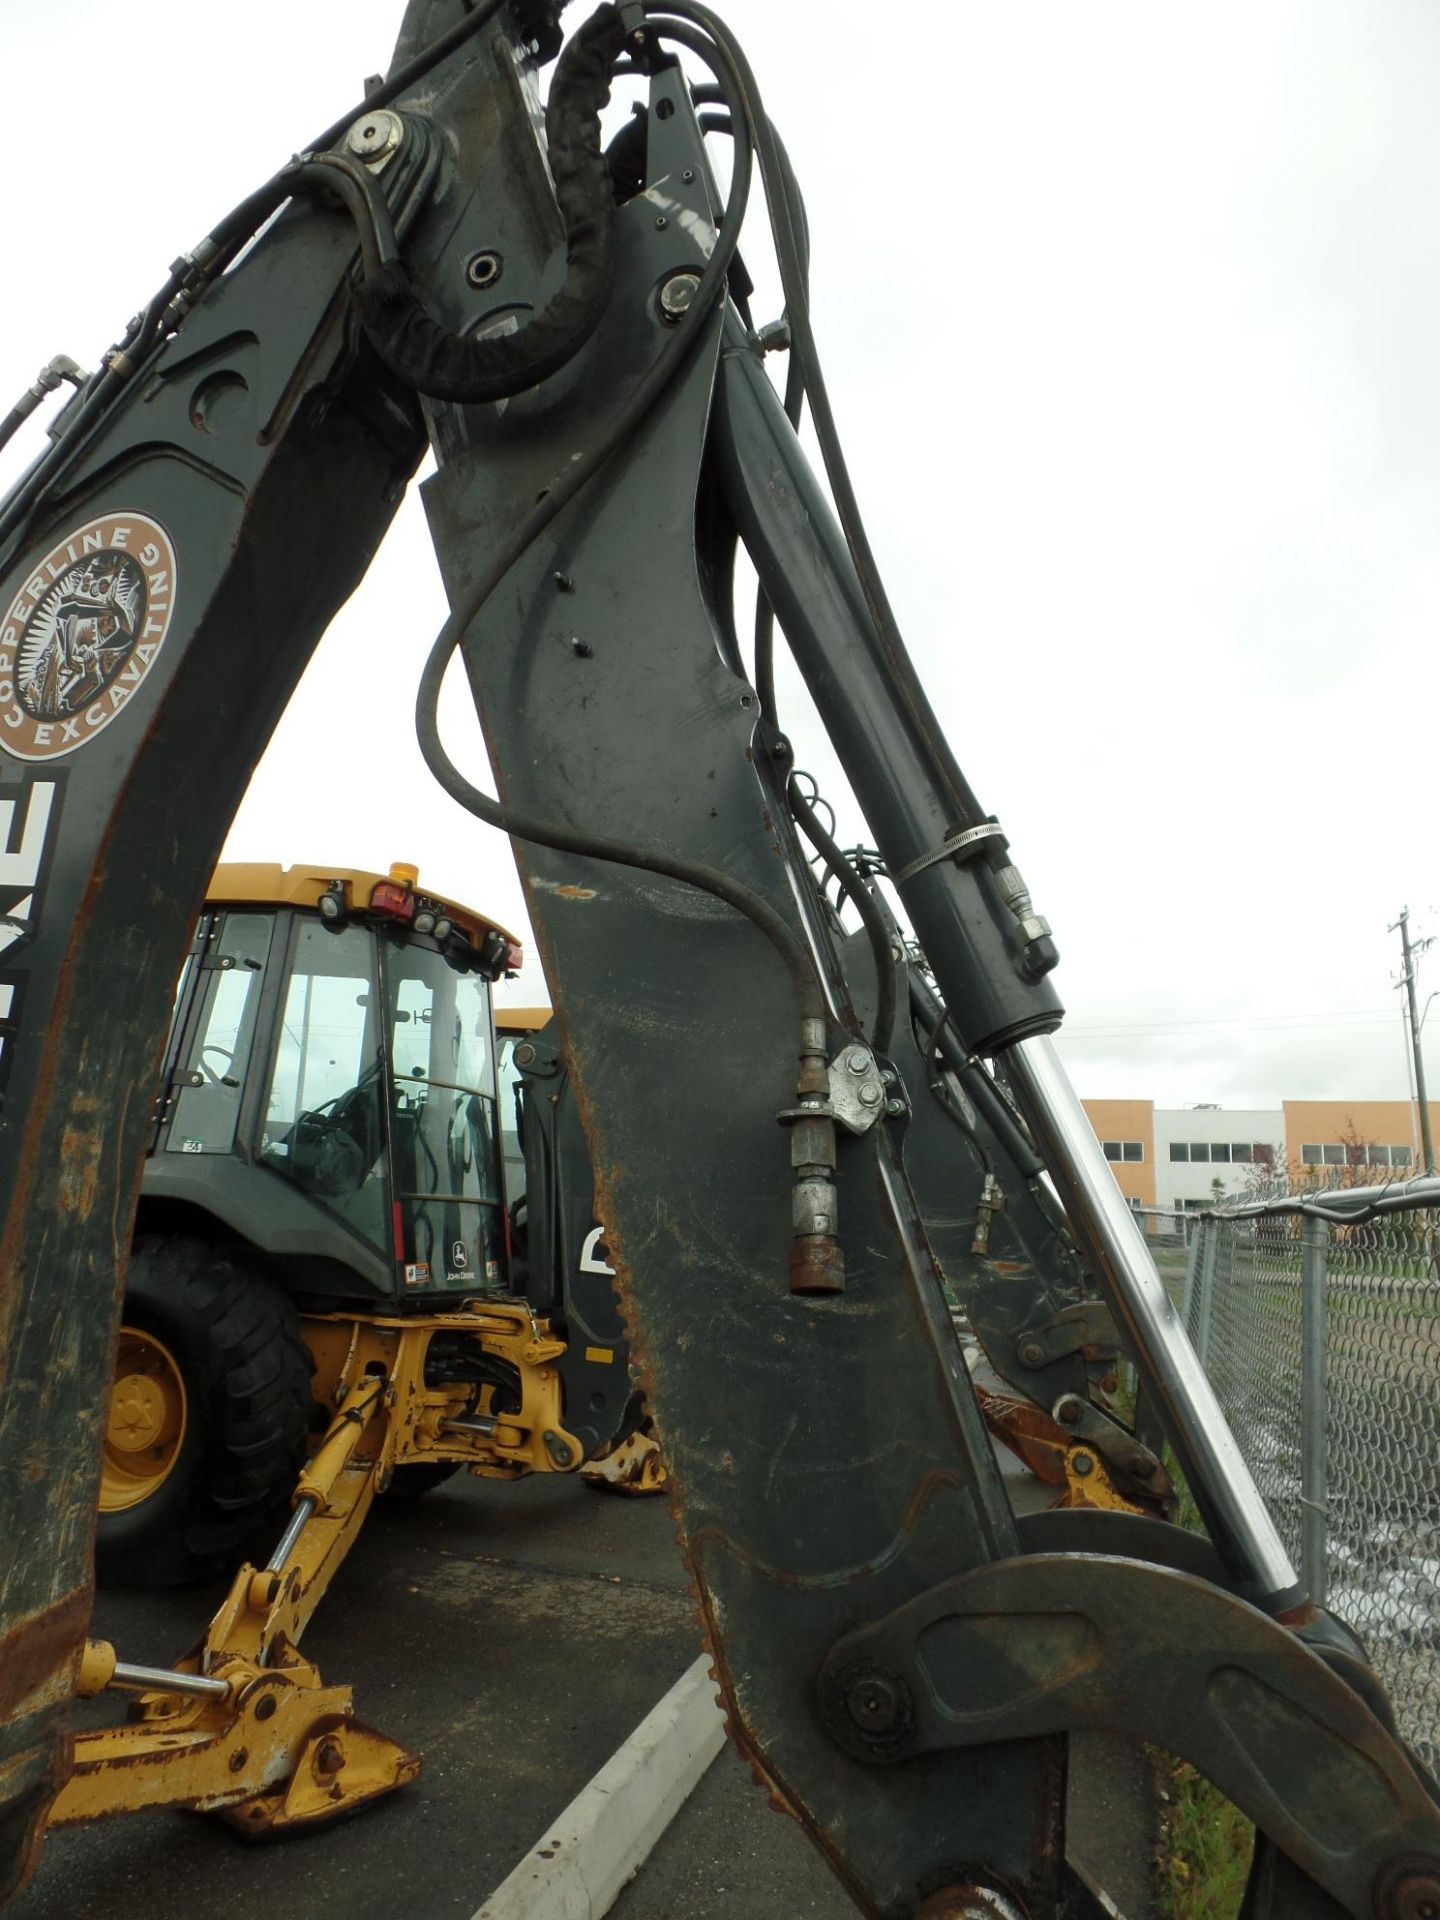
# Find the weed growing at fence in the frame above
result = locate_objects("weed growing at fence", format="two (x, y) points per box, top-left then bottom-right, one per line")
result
(1154, 1754), (1253, 1918)
(1153, 1453), (1257, 1915)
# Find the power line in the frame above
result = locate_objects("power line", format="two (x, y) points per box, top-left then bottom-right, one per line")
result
(1065, 1009), (1395, 1039)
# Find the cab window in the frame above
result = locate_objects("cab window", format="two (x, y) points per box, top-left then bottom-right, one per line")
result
(257, 919), (387, 1252)
(166, 913), (273, 1156)
(385, 939), (502, 1288)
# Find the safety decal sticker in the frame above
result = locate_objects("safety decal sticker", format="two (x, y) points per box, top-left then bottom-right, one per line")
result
(0, 511), (178, 761)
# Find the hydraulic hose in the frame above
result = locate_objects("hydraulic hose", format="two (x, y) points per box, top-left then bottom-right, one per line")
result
(651, 0), (991, 836)
(411, 10), (822, 1026)
(788, 777), (896, 1057)
(0, 0), (515, 556)
(353, 5), (627, 403)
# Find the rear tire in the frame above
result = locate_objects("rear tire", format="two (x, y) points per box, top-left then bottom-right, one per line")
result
(97, 1235), (311, 1588)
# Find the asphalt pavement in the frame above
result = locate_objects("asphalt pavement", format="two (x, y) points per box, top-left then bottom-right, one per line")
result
(15, 1451), (1158, 1920)
(15, 1474), (850, 1920)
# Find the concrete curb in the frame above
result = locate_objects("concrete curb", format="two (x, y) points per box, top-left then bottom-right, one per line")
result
(1070, 1855), (1129, 1918)
(470, 1655), (726, 1920)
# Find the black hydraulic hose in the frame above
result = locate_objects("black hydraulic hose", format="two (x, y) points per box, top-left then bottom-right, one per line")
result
(291, 156), (400, 273)
(0, 163), (386, 555)
(751, 376), (803, 720)
(665, 86), (805, 724)
(0, 409), (29, 460)
(908, 972), (1046, 1180)
(209, 0), (517, 286)
(660, 9), (806, 725)
(0, 356), (87, 459)
(412, 18), (821, 1026)
(788, 777), (895, 1057)
(650, 0), (990, 835)
(918, 997), (995, 1177)
(0, 1), (514, 557)
(689, 85), (811, 280)
(419, 744), (822, 1022)
(353, 5), (626, 403)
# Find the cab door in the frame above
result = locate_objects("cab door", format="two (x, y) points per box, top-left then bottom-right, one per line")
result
(383, 936), (505, 1296)
(253, 915), (391, 1265)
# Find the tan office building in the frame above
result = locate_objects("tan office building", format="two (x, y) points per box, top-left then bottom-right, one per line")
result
(1078, 1097), (1436, 1216)
(1081, 1099), (1156, 1207)
(1282, 1100), (1440, 1177)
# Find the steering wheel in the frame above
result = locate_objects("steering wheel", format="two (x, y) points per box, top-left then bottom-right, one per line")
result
(198, 1044), (236, 1085)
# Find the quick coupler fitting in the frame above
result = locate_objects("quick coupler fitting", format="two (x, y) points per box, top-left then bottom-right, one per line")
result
(994, 860), (1059, 981)
(779, 1022), (845, 1295)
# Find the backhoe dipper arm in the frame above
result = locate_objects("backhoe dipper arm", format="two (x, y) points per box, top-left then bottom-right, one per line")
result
(0, 7), (1436, 1919)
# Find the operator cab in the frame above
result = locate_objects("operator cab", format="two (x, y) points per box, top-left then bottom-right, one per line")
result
(144, 862), (523, 1306)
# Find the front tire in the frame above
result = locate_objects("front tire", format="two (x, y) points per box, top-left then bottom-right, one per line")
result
(97, 1235), (311, 1588)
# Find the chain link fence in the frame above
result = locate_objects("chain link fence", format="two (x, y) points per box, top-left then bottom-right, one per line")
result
(1184, 1182), (1440, 1771)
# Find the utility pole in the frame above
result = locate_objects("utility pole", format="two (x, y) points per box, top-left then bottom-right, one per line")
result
(1390, 907), (1435, 1177)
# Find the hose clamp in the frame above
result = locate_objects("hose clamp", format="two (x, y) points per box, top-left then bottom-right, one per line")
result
(892, 821), (1005, 886)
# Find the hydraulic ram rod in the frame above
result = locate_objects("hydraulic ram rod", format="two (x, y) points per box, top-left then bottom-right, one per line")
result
(715, 332), (1301, 1612)
(1005, 1036), (1300, 1607)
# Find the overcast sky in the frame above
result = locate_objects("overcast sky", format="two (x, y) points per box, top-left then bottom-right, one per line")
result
(2, 0), (1437, 1116)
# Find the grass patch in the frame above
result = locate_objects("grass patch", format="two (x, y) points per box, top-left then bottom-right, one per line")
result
(1152, 1457), (1252, 1914)
(1155, 1754), (1253, 1918)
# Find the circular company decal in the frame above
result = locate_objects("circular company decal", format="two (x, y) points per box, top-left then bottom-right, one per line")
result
(0, 511), (178, 761)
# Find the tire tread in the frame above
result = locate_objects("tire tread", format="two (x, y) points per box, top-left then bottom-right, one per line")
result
(97, 1235), (311, 1587)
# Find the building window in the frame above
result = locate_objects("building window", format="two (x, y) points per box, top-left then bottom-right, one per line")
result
(1301, 1141), (1412, 1173)
(1358, 1144), (1412, 1169)
(1123, 1141), (1143, 1163)
(1103, 1140), (1145, 1163)
(1174, 1139), (1267, 1163)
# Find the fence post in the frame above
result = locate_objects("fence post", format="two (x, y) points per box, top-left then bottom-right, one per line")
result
(1300, 1214), (1329, 1608)
(1194, 1219), (1218, 1370)
(1180, 1221), (1201, 1335)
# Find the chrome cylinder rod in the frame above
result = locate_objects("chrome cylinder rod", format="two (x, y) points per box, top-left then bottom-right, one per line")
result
(1006, 1034), (1301, 1609)
(265, 1495), (317, 1574)
(110, 1661), (229, 1700)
